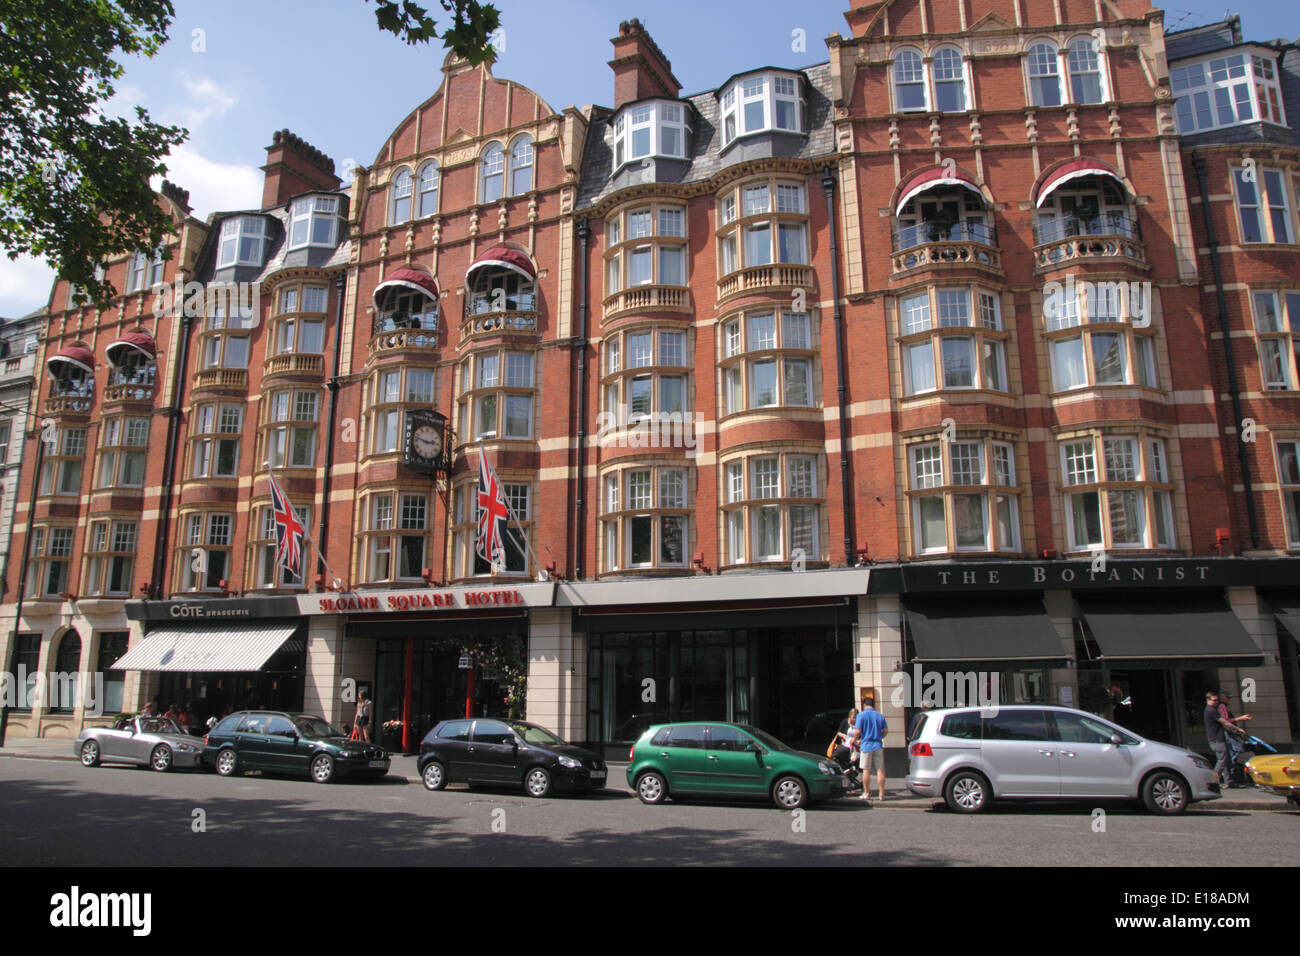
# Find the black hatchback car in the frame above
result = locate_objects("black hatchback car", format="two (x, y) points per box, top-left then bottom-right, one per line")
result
(419, 718), (606, 797)
(202, 711), (390, 783)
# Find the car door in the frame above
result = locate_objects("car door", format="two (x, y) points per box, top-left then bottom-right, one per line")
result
(655, 724), (711, 793)
(232, 713), (272, 770)
(1049, 710), (1138, 797)
(435, 719), (473, 781)
(468, 719), (520, 784)
(262, 716), (308, 775)
(704, 725), (768, 795)
(99, 721), (135, 761)
(979, 709), (1059, 796)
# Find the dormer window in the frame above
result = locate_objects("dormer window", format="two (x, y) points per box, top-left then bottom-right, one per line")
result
(1171, 49), (1286, 134)
(288, 196), (339, 249)
(612, 100), (690, 170)
(719, 71), (804, 147)
(218, 217), (267, 268)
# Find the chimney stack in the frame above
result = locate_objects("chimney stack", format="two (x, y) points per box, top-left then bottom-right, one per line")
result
(609, 19), (681, 109)
(260, 129), (342, 211)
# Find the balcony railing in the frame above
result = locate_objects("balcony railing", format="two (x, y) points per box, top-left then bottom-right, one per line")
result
(44, 394), (92, 415)
(459, 310), (539, 342)
(602, 284), (691, 322)
(263, 352), (325, 378)
(716, 263), (815, 303)
(102, 382), (156, 405)
(1033, 214), (1145, 270)
(193, 367), (249, 391)
(369, 328), (440, 359)
(894, 220), (996, 253)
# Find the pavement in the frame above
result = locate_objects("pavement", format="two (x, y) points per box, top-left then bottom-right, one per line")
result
(2, 734), (1290, 810)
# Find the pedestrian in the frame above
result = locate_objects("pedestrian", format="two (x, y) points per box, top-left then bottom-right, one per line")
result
(832, 708), (860, 789)
(1203, 691), (1235, 787)
(1216, 690), (1252, 787)
(853, 695), (888, 805)
(355, 691), (372, 743)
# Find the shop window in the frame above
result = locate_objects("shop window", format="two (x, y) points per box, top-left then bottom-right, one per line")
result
(97, 632), (129, 713)
(1059, 435), (1176, 552)
(907, 438), (1020, 555)
(49, 632), (82, 713)
(84, 521), (137, 595)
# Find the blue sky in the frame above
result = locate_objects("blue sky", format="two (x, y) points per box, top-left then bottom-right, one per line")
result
(1, 0), (1294, 316)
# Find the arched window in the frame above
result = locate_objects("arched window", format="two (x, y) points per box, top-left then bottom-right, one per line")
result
(480, 143), (505, 203)
(1027, 41), (1062, 107)
(390, 167), (413, 224)
(417, 161), (439, 217)
(508, 135), (534, 197)
(932, 46), (967, 112)
(1066, 38), (1104, 104)
(894, 48), (926, 111)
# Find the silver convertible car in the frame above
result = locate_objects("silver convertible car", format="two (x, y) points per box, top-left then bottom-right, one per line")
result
(75, 715), (205, 772)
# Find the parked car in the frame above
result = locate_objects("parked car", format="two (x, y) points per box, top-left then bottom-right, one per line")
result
(1244, 751), (1300, 808)
(75, 714), (204, 772)
(418, 718), (606, 797)
(202, 711), (389, 783)
(626, 721), (850, 810)
(905, 705), (1221, 814)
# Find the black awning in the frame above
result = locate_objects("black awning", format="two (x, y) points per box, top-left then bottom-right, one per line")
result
(904, 598), (1067, 664)
(1272, 599), (1300, 640)
(1077, 596), (1263, 664)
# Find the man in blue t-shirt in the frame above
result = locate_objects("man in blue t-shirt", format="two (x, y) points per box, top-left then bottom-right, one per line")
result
(853, 697), (888, 804)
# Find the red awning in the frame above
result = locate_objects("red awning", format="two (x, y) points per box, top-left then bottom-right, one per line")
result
(105, 331), (156, 367)
(1035, 159), (1128, 208)
(466, 246), (536, 284)
(896, 166), (984, 213)
(46, 345), (94, 376)
(372, 268), (439, 311)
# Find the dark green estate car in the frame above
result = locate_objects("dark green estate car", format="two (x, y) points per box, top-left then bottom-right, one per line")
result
(202, 711), (390, 783)
(626, 722), (850, 809)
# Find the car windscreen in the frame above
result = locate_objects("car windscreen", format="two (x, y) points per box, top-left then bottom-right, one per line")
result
(138, 717), (181, 735)
(510, 722), (563, 746)
(294, 717), (345, 739)
(740, 726), (793, 753)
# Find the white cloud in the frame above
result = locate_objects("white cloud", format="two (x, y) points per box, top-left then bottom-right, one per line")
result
(153, 143), (262, 218)
(174, 75), (237, 129)
(0, 254), (56, 319)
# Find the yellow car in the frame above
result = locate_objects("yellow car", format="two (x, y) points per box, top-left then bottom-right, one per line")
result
(1244, 753), (1300, 808)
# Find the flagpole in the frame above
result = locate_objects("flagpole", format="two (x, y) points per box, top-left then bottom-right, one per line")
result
(267, 460), (344, 590)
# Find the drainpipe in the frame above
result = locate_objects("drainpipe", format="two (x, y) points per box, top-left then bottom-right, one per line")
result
(1, 424), (47, 746)
(317, 272), (345, 587)
(573, 219), (591, 580)
(822, 166), (856, 567)
(152, 292), (196, 598)
(1193, 154), (1259, 549)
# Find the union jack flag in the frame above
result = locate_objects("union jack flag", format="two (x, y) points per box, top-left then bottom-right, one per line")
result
(268, 467), (305, 579)
(476, 449), (510, 571)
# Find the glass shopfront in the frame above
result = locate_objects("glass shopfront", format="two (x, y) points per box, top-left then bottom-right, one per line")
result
(584, 616), (852, 753)
(153, 638), (306, 728)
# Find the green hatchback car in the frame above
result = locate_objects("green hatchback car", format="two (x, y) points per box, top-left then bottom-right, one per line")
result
(626, 722), (850, 809)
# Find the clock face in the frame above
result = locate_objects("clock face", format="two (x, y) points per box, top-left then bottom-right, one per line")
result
(412, 423), (442, 460)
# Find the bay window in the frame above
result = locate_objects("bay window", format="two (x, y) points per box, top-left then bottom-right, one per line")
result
(364, 493), (428, 583)
(719, 70), (803, 146)
(287, 196), (339, 250)
(1172, 50), (1285, 134)
(190, 404), (242, 479)
(266, 390), (319, 468)
(1253, 289), (1300, 389)
(900, 287), (1009, 394)
(1044, 283), (1159, 391)
(84, 520), (137, 595)
(1059, 435), (1176, 552)
(722, 453), (823, 565)
(600, 465), (691, 571)
(1234, 166), (1294, 244)
(720, 309), (816, 414)
(96, 416), (148, 489)
(1278, 440), (1300, 548)
(179, 513), (232, 591)
(602, 327), (690, 426)
(451, 480), (531, 577)
(907, 439), (1020, 555)
(457, 349), (535, 442)
(253, 503), (310, 589)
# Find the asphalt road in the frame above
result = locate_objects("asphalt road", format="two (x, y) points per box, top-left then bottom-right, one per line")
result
(0, 756), (1293, 867)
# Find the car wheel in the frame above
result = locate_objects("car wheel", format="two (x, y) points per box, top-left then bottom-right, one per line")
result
(150, 745), (173, 772)
(636, 771), (668, 805)
(524, 767), (552, 798)
(944, 770), (991, 813)
(1142, 771), (1189, 814)
(215, 749), (239, 777)
(772, 775), (807, 810)
(80, 740), (100, 768)
(310, 754), (335, 784)
(422, 761), (447, 791)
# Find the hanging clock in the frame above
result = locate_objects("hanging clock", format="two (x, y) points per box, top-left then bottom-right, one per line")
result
(404, 410), (448, 473)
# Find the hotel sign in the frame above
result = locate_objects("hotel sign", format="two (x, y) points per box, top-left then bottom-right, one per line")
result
(315, 587), (535, 614)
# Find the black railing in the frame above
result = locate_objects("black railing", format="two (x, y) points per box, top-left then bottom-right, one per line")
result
(893, 220), (996, 253)
(373, 310), (439, 335)
(465, 292), (536, 319)
(1033, 213), (1139, 245)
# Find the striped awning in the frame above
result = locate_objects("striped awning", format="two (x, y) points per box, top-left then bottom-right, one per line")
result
(1035, 159), (1128, 208)
(111, 624), (298, 673)
(896, 166), (984, 212)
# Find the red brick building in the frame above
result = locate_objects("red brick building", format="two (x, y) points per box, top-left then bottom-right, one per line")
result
(2, 3), (1296, 763)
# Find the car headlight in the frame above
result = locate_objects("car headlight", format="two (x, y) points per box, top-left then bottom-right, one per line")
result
(818, 761), (840, 776)
(1188, 754), (1212, 770)
(557, 756), (582, 770)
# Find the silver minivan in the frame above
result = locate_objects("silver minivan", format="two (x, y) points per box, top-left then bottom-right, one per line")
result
(905, 705), (1221, 814)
